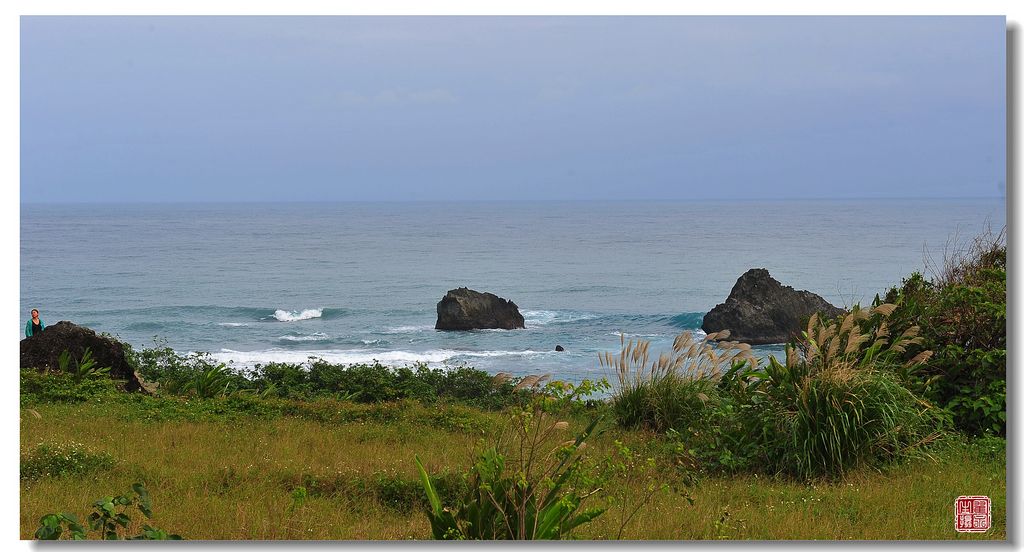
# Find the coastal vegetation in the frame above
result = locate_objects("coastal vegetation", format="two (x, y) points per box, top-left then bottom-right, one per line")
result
(18, 369), (1006, 539)
(20, 231), (1006, 540)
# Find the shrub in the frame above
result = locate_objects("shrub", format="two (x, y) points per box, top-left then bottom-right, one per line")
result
(603, 331), (760, 471)
(604, 305), (944, 479)
(21, 441), (115, 480)
(882, 228), (1006, 435)
(21, 370), (119, 405)
(246, 360), (523, 408)
(254, 362), (317, 398)
(754, 358), (941, 479)
(130, 344), (250, 396)
(742, 305), (945, 479)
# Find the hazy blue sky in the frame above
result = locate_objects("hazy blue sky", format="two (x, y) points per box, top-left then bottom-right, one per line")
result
(21, 16), (1005, 202)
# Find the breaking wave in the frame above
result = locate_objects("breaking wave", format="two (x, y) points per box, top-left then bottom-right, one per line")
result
(210, 348), (550, 368)
(273, 308), (323, 322)
(278, 332), (331, 342)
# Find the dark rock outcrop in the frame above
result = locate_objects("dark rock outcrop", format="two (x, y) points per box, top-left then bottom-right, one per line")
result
(701, 269), (845, 345)
(555, 345), (565, 352)
(20, 321), (155, 393)
(435, 288), (525, 330)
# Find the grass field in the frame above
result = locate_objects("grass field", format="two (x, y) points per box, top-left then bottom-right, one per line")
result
(20, 395), (1005, 540)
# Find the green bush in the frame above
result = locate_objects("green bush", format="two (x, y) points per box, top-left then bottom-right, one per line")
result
(734, 305), (944, 479)
(255, 362), (317, 398)
(605, 304), (945, 480)
(604, 331), (762, 472)
(752, 358), (942, 479)
(127, 342), (528, 408)
(252, 359), (524, 408)
(21, 370), (119, 406)
(130, 344), (250, 396)
(882, 230), (1006, 435)
(184, 365), (235, 399)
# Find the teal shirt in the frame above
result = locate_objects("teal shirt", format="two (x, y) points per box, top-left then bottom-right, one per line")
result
(25, 318), (44, 337)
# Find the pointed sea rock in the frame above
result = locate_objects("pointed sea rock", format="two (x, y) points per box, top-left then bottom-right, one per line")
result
(701, 269), (845, 345)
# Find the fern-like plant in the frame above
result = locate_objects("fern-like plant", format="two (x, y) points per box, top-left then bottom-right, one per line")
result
(58, 348), (111, 383)
(185, 365), (233, 399)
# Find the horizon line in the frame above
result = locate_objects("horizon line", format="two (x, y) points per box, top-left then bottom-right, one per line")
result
(19, 196), (1008, 206)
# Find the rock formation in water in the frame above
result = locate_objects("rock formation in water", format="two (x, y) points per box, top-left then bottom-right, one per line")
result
(435, 288), (525, 330)
(701, 268), (845, 345)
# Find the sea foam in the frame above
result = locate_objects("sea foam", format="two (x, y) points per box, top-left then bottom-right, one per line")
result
(521, 309), (598, 326)
(279, 332), (331, 342)
(384, 324), (434, 334)
(211, 348), (549, 368)
(273, 308), (323, 322)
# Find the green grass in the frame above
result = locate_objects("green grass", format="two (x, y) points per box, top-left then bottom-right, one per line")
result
(20, 394), (1005, 540)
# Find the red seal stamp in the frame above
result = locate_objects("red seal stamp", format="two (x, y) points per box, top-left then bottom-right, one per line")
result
(955, 496), (991, 533)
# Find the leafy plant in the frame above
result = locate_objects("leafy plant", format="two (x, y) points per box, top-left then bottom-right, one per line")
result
(288, 486), (308, 514)
(20, 369), (119, 405)
(35, 512), (87, 540)
(415, 377), (609, 540)
(137, 348), (525, 408)
(58, 348), (111, 383)
(185, 365), (235, 399)
(130, 343), (246, 396)
(882, 228), (1006, 435)
(34, 483), (181, 540)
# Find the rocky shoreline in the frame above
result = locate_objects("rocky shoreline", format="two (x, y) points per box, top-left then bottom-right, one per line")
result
(22, 272), (844, 384)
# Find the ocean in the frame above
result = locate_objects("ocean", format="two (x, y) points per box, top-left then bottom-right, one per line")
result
(19, 199), (1005, 383)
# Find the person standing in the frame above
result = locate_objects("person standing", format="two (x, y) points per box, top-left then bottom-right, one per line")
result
(25, 309), (44, 337)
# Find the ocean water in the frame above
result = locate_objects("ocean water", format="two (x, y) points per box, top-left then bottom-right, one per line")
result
(19, 199), (1005, 383)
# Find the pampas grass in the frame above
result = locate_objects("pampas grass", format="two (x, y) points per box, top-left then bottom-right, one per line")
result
(601, 331), (754, 434)
(755, 304), (944, 478)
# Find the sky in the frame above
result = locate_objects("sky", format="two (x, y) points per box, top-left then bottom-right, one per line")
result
(20, 16), (1007, 202)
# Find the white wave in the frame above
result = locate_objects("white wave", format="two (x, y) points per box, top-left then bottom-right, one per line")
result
(218, 322), (249, 327)
(361, 339), (384, 345)
(279, 332), (330, 342)
(521, 309), (598, 326)
(608, 329), (708, 341)
(210, 348), (550, 368)
(273, 308), (323, 322)
(457, 350), (547, 358)
(607, 332), (665, 338)
(384, 324), (434, 334)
